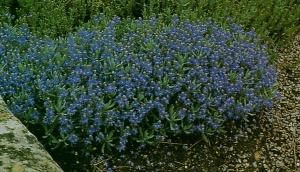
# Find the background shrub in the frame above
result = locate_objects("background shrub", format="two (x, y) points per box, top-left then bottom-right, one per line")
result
(0, 16), (278, 161)
(0, 0), (299, 46)
(0, 1), (14, 25)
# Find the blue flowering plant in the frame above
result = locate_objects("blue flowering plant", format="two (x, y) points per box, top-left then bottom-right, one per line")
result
(0, 15), (278, 157)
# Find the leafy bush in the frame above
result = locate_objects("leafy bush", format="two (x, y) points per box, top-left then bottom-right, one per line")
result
(198, 0), (300, 47)
(0, 1), (14, 25)
(0, 16), (278, 159)
(1, 0), (299, 46)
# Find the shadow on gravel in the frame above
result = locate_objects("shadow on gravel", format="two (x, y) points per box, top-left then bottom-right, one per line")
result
(89, 114), (276, 172)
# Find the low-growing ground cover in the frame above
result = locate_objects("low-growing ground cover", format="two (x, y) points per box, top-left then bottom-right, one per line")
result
(89, 33), (299, 172)
(0, 16), (279, 171)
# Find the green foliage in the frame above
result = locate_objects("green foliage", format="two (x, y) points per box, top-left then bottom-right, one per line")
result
(15, 0), (72, 37)
(0, 0), (299, 46)
(0, 1), (14, 25)
(202, 0), (300, 47)
(1, 16), (279, 159)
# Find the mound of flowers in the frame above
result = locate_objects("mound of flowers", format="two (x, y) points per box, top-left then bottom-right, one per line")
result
(0, 16), (277, 157)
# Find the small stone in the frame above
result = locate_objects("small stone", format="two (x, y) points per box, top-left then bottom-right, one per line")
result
(254, 151), (261, 161)
(246, 128), (252, 133)
(11, 163), (25, 172)
(275, 161), (284, 168)
(252, 162), (257, 168)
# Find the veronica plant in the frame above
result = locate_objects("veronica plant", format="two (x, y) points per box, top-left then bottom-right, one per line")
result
(0, 16), (278, 158)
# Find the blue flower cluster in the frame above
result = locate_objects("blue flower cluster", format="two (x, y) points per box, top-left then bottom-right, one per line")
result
(0, 16), (278, 156)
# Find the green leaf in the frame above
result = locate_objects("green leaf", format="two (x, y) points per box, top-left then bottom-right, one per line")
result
(103, 100), (115, 111)
(107, 130), (114, 140)
(137, 93), (145, 101)
(101, 143), (106, 153)
(201, 133), (210, 146)
(162, 75), (169, 86)
(181, 121), (193, 134)
(54, 98), (64, 113)
(169, 105), (174, 115)
(136, 128), (154, 144)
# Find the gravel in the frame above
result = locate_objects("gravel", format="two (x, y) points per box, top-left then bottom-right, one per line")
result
(91, 34), (300, 172)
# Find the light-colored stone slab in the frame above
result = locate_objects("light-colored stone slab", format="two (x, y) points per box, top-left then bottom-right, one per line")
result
(0, 96), (63, 172)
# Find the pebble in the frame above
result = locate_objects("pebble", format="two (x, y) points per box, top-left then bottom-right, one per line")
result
(253, 162), (257, 168)
(275, 161), (284, 168)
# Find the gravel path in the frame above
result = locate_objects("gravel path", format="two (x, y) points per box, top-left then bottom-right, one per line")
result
(91, 35), (300, 172)
(264, 34), (300, 171)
